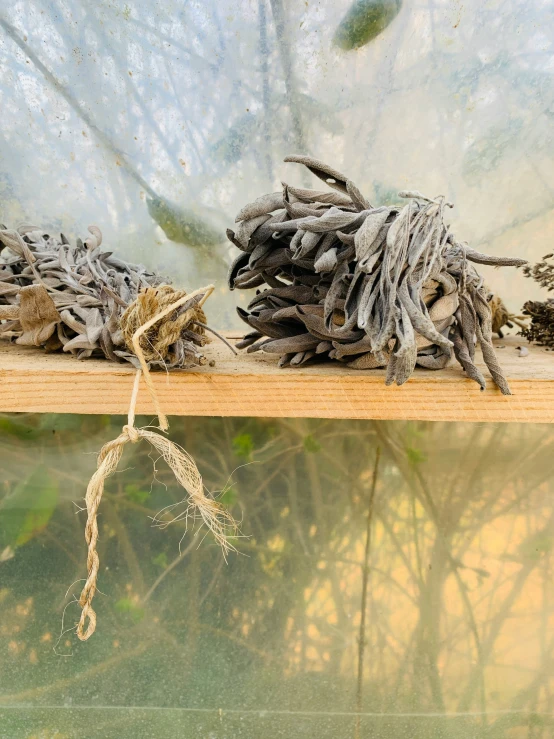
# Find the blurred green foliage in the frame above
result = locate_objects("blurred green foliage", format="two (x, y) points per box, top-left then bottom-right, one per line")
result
(333, 0), (402, 51)
(0, 414), (553, 738)
(0, 467), (58, 550)
(232, 432), (255, 459)
(125, 484), (150, 505)
(115, 598), (146, 624)
(146, 196), (223, 249)
(303, 434), (321, 454)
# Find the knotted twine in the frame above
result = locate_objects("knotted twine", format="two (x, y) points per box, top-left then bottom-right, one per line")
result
(76, 284), (236, 641)
(119, 284), (210, 431)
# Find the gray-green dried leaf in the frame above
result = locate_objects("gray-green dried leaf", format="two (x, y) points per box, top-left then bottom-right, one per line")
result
(16, 285), (61, 346)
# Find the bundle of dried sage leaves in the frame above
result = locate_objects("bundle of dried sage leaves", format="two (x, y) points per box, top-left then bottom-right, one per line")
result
(0, 223), (214, 369)
(228, 155), (527, 394)
(521, 254), (554, 348)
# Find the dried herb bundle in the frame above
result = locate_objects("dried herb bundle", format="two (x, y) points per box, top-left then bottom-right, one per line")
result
(521, 254), (554, 348)
(0, 223), (213, 369)
(521, 299), (554, 347)
(228, 155), (526, 394)
(487, 290), (527, 339)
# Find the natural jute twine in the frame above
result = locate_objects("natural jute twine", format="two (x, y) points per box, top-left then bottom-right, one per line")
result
(120, 285), (208, 429)
(76, 284), (236, 641)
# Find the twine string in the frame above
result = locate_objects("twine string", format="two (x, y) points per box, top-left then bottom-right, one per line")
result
(76, 284), (234, 642)
(124, 284), (215, 430)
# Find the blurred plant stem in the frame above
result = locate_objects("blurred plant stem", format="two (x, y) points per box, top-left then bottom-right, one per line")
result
(269, 0), (307, 165)
(142, 537), (197, 605)
(354, 446), (380, 739)
(258, 0), (274, 183)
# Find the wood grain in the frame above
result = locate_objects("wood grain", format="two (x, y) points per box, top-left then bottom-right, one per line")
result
(1, 335), (553, 423)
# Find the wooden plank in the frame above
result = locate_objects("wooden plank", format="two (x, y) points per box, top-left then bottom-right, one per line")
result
(1, 335), (553, 422)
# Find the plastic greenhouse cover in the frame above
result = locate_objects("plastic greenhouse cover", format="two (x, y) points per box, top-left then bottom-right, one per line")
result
(0, 0), (552, 327)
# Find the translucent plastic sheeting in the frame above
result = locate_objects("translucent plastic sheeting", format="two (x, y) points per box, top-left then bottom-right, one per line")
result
(1, 416), (554, 737)
(1, 0), (553, 327)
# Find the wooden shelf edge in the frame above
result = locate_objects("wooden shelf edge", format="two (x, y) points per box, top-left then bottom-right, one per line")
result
(1, 335), (553, 423)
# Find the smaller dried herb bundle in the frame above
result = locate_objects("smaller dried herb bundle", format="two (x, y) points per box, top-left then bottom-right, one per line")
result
(487, 290), (528, 339)
(0, 223), (213, 370)
(228, 155), (526, 394)
(521, 299), (554, 347)
(521, 254), (554, 348)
